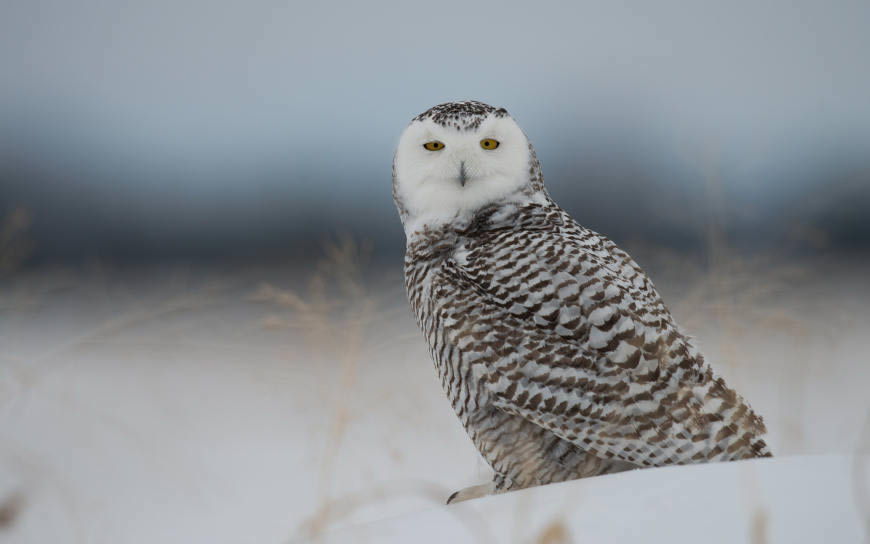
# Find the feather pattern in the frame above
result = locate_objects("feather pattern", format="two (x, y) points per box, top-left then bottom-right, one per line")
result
(396, 101), (770, 494)
(404, 202), (770, 491)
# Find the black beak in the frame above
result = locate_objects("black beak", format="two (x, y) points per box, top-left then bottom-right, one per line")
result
(459, 161), (467, 187)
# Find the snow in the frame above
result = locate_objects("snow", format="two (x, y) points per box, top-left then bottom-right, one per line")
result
(311, 455), (870, 544)
(1, 251), (868, 542)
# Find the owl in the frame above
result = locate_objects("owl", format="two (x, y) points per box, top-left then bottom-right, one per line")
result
(392, 101), (771, 504)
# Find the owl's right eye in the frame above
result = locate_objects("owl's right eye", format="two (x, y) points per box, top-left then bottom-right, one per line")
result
(423, 141), (445, 151)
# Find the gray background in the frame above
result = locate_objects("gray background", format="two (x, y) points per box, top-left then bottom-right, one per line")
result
(1, 0), (869, 261)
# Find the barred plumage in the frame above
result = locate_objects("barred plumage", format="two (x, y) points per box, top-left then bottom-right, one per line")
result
(393, 101), (771, 503)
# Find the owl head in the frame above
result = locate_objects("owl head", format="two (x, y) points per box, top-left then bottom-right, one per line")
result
(393, 101), (547, 236)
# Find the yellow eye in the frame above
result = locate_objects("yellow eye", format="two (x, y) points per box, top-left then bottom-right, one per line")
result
(480, 138), (500, 150)
(423, 141), (445, 151)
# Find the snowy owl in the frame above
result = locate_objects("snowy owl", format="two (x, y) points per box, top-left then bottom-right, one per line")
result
(392, 101), (771, 504)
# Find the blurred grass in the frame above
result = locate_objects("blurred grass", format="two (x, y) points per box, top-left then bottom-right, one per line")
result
(253, 237), (382, 540)
(0, 206), (33, 277)
(0, 206), (32, 532)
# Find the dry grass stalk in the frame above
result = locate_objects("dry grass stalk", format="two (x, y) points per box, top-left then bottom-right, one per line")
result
(534, 519), (572, 544)
(749, 508), (769, 544)
(0, 492), (23, 530)
(0, 206), (34, 276)
(255, 237), (385, 539)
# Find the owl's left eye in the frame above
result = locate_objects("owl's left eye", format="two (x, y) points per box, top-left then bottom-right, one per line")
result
(480, 139), (500, 150)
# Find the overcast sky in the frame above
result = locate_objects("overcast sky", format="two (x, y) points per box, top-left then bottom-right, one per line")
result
(1, 1), (869, 258)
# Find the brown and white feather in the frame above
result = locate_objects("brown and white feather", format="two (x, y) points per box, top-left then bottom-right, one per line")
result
(395, 101), (770, 494)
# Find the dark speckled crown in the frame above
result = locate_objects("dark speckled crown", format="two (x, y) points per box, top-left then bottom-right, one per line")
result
(413, 100), (509, 131)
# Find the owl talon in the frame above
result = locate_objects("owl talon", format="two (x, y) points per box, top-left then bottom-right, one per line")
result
(446, 483), (494, 504)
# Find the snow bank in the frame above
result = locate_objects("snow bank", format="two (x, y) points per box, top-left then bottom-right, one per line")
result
(311, 455), (870, 544)
(1, 256), (868, 543)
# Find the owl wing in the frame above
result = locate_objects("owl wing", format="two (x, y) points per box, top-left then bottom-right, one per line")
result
(437, 211), (766, 466)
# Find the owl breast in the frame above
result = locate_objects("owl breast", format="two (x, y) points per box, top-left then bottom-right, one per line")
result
(404, 227), (636, 489)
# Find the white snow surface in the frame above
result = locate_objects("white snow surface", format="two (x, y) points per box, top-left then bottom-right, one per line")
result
(312, 454), (870, 544)
(1, 252), (869, 543)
